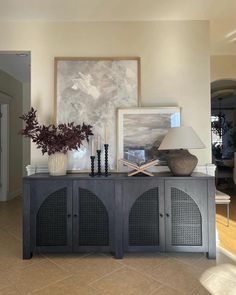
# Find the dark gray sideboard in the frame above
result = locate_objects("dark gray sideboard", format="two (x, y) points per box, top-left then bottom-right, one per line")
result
(23, 173), (216, 259)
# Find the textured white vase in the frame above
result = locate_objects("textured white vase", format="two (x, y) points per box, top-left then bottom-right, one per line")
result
(48, 152), (68, 176)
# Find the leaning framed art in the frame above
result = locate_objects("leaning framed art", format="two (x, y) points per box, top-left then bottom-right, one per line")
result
(117, 107), (181, 171)
(54, 57), (140, 171)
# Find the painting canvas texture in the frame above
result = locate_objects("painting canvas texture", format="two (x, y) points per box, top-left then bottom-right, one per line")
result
(118, 108), (180, 170)
(56, 58), (139, 171)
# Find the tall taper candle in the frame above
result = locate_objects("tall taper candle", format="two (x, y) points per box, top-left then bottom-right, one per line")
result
(91, 137), (95, 156)
(89, 156), (95, 177)
(96, 149), (102, 176)
(97, 134), (101, 150)
(104, 144), (111, 176)
(105, 127), (109, 144)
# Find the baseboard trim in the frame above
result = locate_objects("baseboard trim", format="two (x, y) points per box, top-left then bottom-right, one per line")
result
(217, 245), (236, 262)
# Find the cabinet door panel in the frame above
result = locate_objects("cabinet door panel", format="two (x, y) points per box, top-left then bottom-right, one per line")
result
(165, 180), (208, 252)
(73, 180), (114, 252)
(30, 180), (73, 253)
(123, 179), (165, 252)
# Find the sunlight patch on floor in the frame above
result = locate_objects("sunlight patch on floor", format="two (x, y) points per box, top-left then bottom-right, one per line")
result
(200, 263), (236, 294)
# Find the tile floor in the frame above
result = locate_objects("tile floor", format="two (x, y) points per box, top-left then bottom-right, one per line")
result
(0, 197), (236, 295)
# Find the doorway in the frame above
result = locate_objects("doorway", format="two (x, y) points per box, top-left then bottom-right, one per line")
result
(211, 79), (236, 255)
(0, 52), (31, 201)
(211, 79), (236, 188)
(0, 93), (10, 201)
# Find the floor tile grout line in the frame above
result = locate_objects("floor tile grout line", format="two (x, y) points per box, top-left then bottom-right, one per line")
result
(5, 267), (72, 295)
(40, 251), (97, 272)
(114, 254), (172, 270)
(40, 254), (79, 272)
(0, 281), (12, 292)
(88, 265), (126, 287)
(0, 285), (21, 295)
(27, 275), (73, 295)
(149, 284), (184, 295)
(121, 263), (171, 288)
(147, 285), (164, 295)
(12, 257), (48, 271)
(188, 272), (216, 295)
(128, 262), (201, 294)
(170, 255), (206, 267)
(0, 227), (22, 244)
(203, 270), (236, 283)
(2, 229), (22, 242)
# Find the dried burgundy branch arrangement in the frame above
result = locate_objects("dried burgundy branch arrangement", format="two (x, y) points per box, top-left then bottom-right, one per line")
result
(20, 108), (93, 155)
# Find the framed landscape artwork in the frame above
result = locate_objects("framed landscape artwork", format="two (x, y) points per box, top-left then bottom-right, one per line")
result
(117, 107), (181, 171)
(54, 57), (140, 171)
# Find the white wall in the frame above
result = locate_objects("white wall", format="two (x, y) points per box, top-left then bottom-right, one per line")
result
(0, 21), (211, 165)
(22, 82), (31, 176)
(0, 69), (23, 200)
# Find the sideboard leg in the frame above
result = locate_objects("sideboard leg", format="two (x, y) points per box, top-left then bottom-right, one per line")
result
(207, 251), (216, 259)
(23, 250), (32, 260)
(114, 181), (123, 260)
(23, 180), (32, 260)
(207, 180), (216, 260)
(115, 250), (124, 259)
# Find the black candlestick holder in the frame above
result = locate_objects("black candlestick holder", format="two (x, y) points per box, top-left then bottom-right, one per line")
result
(104, 144), (111, 176)
(89, 156), (95, 177)
(96, 150), (102, 176)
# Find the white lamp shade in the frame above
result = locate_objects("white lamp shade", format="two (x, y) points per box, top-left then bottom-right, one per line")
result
(158, 126), (205, 150)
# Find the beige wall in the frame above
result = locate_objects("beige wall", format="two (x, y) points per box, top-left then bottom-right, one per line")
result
(210, 20), (236, 55)
(0, 69), (22, 199)
(0, 20), (211, 165)
(211, 55), (236, 82)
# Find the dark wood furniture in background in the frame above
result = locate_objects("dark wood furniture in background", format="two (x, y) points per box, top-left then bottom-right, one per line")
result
(23, 173), (216, 259)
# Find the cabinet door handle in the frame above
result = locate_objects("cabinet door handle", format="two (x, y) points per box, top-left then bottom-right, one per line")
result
(67, 214), (71, 218)
(159, 213), (164, 218)
(73, 214), (78, 218)
(166, 213), (170, 217)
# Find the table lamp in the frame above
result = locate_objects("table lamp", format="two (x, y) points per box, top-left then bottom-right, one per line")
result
(158, 126), (205, 176)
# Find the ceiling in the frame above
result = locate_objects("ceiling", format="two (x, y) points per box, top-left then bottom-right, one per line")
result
(0, 53), (30, 83)
(0, 0), (236, 21)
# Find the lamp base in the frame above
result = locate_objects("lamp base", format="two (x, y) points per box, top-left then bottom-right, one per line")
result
(167, 150), (198, 176)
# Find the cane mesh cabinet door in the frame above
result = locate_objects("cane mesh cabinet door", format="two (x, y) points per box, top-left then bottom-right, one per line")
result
(30, 180), (73, 253)
(165, 180), (208, 252)
(73, 180), (114, 252)
(123, 179), (165, 252)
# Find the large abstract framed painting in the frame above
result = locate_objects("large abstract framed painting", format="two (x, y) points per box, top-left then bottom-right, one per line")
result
(117, 107), (181, 171)
(55, 57), (140, 171)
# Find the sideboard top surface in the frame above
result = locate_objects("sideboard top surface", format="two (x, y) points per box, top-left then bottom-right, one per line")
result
(24, 172), (214, 181)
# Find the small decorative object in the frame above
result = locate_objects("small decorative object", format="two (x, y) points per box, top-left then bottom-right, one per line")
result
(104, 144), (111, 176)
(119, 159), (159, 177)
(96, 134), (102, 176)
(104, 127), (111, 177)
(117, 107), (180, 171)
(55, 57), (140, 171)
(158, 126), (205, 176)
(89, 156), (96, 177)
(89, 136), (96, 177)
(20, 108), (93, 176)
(48, 152), (68, 176)
(96, 150), (102, 176)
